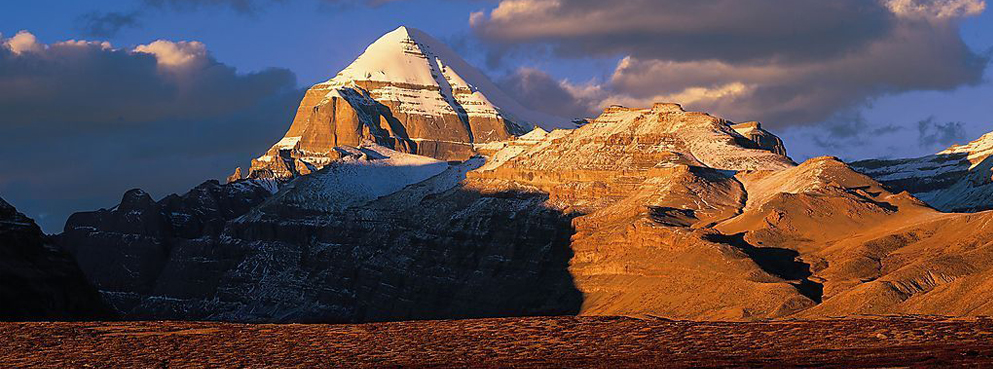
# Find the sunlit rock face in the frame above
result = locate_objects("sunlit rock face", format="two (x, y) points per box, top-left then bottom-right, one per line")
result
(852, 130), (993, 212)
(248, 26), (552, 179)
(731, 121), (788, 156)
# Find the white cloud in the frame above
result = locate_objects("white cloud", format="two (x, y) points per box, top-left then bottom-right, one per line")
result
(469, 11), (486, 26)
(489, 0), (559, 21)
(885, 0), (986, 19)
(55, 40), (114, 49)
(654, 83), (753, 107)
(3, 31), (44, 55)
(134, 40), (208, 68)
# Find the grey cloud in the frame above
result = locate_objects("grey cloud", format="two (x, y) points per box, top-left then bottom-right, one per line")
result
(0, 32), (302, 232)
(809, 112), (901, 148)
(918, 117), (967, 148)
(473, 0), (895, 63)
(0, 41), (295, 129)
(783, 113), (979, 163)
(497, 68), (597, 119)
(471, 0), (988, 130)
(76, 11), (141, 37)
(785, 112), (907, 161)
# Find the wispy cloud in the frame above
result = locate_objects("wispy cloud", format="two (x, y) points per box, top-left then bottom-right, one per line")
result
(76, 11), (141, 37)
(918, 117), (967, 148)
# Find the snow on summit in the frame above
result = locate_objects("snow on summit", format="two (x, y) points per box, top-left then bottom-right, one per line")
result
(247, 26), (572, 180)
(325, 26), (567, 129)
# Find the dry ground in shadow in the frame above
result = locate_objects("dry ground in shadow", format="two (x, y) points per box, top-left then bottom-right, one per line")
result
(4, 316), (993, 368)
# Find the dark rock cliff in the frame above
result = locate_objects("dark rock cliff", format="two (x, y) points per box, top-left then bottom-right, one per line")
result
(0, 197), (109, 321)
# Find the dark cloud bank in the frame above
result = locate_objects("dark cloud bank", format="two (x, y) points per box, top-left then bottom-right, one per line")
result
(477, 0), (989, 138)
(0, 32), (302, 232)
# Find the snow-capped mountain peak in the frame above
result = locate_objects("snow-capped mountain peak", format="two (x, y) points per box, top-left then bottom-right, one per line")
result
(247, 26), (568, 179)
(324, 26), (560, 130)
(331, 26), (467, 87)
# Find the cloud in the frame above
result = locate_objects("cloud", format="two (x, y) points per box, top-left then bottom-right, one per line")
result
(918, 117), (967, 148)
(134, 40), (208, 67)
(473, 0), (895, 63)
(885, 0), (985, 19)
(0, 31), (302, 232)
(471, 0), (989, 130)
(76, 11), (141, 37)
(773, 111), (906, 161)
(4, 31), (43, 55)
(497, 67), (599, 119)
(143, 0), (408, 13)
(807, 113), (898, 147)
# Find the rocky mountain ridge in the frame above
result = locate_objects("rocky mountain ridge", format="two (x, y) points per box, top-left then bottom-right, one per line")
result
(56, 97), (993, 322)
(43, 26), (993, 323)
(57, 179), (276, 315)
(852, 130), (993, 212)
(0, 197), (108, 321)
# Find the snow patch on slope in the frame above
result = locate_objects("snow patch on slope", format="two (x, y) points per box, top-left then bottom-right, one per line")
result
(272, 145), (450, 212)
(852, 128), (993, 213)
(479, 128), (572, 171)
(939, 131), (993, 168)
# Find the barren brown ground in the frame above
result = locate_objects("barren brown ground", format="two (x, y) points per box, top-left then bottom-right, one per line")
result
(3, 316), (993, 368)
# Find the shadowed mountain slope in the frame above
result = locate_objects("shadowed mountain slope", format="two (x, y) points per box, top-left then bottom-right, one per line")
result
(0, 197), (109, 321)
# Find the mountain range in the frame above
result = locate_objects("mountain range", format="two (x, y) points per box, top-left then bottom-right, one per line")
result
(7, 26), (993, 322)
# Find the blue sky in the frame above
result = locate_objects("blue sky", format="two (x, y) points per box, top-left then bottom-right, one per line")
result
(1, 0), (991, 231)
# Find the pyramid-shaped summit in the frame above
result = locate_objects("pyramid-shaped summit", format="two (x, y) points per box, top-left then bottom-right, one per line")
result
(249, 26), (547, 179)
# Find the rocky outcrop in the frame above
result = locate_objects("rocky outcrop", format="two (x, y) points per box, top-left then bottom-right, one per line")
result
(731, 121), (788, 156)
(0, 197), (108, 321)
(247, 26), (551, 179)
(852, 130), (993, 212)
(226, 167), (243, 183)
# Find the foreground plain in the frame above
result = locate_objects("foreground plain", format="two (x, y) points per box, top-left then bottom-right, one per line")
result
(3, 316), (993, 368)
